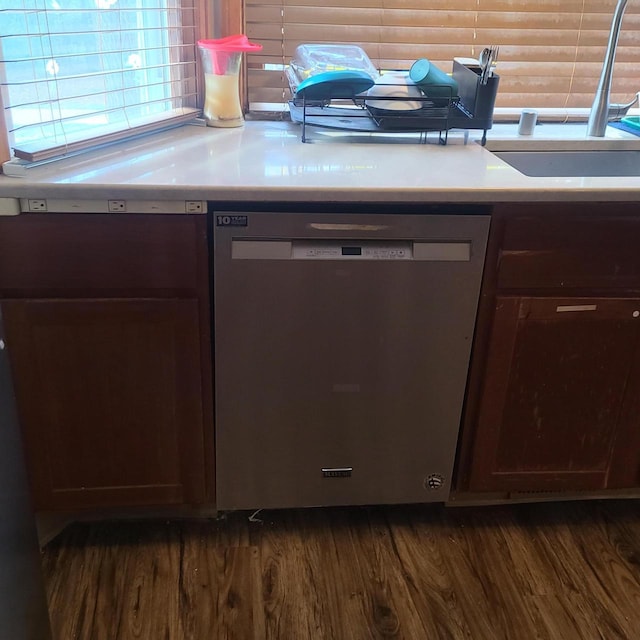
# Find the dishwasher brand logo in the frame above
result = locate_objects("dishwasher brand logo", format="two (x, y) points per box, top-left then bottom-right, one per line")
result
(216, 215), (248, 227)
(322, 467), (352, 478)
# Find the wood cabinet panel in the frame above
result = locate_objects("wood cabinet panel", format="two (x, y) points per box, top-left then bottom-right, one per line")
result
(608, 349), (640, 489)
(0, 214), (201, 296)
(498, 216), (640, 291)
(3, 298), (207, 510)
(468, 296), (640, 493)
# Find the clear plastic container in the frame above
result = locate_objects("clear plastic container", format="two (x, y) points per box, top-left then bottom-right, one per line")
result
(198, 35), (262, 128)
(287, 44), (379, 95)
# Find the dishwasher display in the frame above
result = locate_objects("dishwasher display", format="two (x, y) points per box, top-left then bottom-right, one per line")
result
(213, 211), (490, 510)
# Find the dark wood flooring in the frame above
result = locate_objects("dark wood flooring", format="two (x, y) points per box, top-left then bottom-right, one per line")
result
(42, 499), (640, 639)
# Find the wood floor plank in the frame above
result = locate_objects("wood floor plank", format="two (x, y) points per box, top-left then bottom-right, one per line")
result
(213, 546), (264, 640)
(563, 504), (640, 637)
(356, 507), (432, 639)
(88, 525), (134, 639)
(496, 505), (607, 640)
(514, 503), (634, 639)
(599, 500), (640, 573)
(44, 524), (102, 640)
(175, 521), (218, 639)
(250, 508), (338, 640)
(431, 506), (543, 639)
(384, 505), (474, 639)
(286, 508), (353, 640)
(316, 508), (380, 640)
(117, 523), (184, 640)
(324, 507), (429, 640)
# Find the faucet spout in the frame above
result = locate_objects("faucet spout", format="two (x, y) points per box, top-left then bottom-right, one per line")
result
(587, 0), (630, 137)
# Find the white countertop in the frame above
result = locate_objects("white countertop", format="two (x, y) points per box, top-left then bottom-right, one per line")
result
(2, 120), (640, 209)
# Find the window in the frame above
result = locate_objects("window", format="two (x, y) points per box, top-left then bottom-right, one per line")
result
(0, 0), (205, 163)
(244, 0), (640, 119)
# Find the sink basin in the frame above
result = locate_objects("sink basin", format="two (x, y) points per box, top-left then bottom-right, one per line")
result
(493, 150), (640, 177)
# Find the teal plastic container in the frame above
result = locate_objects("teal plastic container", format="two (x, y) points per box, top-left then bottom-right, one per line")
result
(409, 59), (458, 99)
(621, 115), (640, 132)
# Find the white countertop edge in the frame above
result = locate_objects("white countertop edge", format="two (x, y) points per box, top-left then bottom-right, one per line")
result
(4, 185), (640, 205)
(2, 121), (640, 206)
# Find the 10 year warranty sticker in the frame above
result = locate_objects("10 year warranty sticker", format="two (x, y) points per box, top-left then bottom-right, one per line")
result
(216, 215), (248, 227)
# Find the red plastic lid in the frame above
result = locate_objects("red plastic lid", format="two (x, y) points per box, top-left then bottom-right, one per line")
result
(197, 35), (262, 52)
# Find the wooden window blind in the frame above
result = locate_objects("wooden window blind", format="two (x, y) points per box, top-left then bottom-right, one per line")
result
(245, 0), (640, 117)
(1, 0), (204, 163)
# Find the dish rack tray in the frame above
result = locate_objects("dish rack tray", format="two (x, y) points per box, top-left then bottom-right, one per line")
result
(289, 61), (499, 144)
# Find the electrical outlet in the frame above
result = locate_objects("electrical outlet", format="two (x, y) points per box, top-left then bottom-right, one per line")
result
(185, 200), (204, 213)
(108, 200), (126, 212)
(27, 199), (47, 211)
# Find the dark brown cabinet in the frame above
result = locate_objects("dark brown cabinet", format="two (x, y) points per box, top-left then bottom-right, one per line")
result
(467, 296), (640, 493)
(0, 214), (214, 511)
(457, 205), (640, 497)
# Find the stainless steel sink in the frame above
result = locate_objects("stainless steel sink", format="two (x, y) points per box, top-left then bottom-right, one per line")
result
(493, 150), (640, 177)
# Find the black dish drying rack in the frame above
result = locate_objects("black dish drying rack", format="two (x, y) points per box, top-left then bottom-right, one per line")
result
(289, 61), (499, 144)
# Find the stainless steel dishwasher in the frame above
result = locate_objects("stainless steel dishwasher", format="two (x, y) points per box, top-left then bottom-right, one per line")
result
(213, 209), (490, 511)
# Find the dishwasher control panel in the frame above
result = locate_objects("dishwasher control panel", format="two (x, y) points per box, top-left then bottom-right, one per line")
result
(292, 241), (412, 260)
(232, 239), (472, 262)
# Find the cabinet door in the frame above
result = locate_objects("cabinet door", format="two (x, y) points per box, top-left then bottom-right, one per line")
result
(2, 298), (206, 510)
(468, 296), (640, 493)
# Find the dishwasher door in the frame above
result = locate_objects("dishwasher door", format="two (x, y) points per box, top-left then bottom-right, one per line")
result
(213, 211), (489, 510)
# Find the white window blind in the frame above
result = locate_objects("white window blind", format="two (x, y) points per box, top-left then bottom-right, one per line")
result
(1, 0), (200, 162)
(245, 0), (640, 116)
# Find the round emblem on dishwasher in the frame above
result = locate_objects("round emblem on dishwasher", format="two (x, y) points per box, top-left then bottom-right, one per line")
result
(425, 473), (445, 490)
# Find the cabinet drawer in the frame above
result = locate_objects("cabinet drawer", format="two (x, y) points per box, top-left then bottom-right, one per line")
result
(498, 216), (640, 291)
(0, 214), (202, 295)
